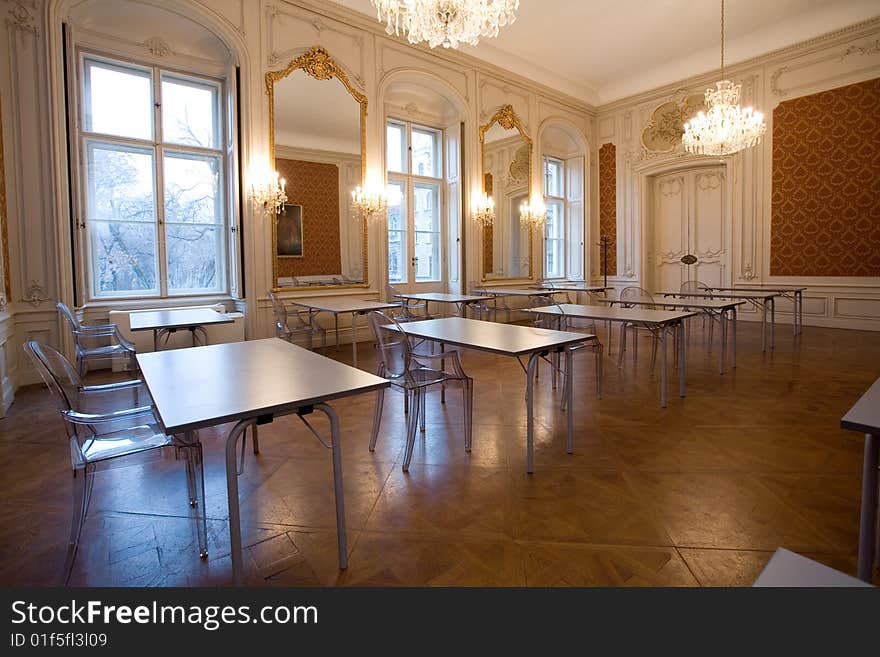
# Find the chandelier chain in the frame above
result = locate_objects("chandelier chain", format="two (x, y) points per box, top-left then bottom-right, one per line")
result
(720, 0), (725, 80)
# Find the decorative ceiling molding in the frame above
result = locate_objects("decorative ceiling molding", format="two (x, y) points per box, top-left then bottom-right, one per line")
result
(841, 38), (880, 60)
(140, 36), (172, 57)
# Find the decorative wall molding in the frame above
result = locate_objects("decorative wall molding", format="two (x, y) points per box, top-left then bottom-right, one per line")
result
(20, 280), (49, 306)
(841, 38), (880, 60)
(140, 36), (172, 57)
(5, 0), (39, 35)
(770, 66), (789, 96)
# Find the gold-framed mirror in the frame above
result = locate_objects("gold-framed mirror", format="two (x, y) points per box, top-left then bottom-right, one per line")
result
(267, 46), (368, 291)
(479, 104), (533, 281)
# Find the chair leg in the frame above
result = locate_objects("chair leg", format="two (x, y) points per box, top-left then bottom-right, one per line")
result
(419, 386), (426, 432)
(650, 333), (658, 374)
(618, 323), (627, 368)
(596, 342), (603, 399)
(463, 378), (473, 452)
(251, 424), (259, 454)
(369, 385), (386, 451)
(62, 463), (94, 586)
(402, 389), (420, 472)
(181, 436), (208, 559)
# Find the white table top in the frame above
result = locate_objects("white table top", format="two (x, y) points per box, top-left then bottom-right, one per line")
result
(753, 548), (871, 587)
(129, 307), (233, 332)
(525, 303), (697, 324)
(395, 317), (593, 356)
(660, 290), (780, 300)
(478, 287), (565, 297)
(395, 292), (486, 304)
(289, 296), (399, 313)
(539, 283), (608, 293)
(597, 297), (745, 311)
(841, 376), (880, 434)
(709, 285), (807, 293)
(137, 338), (389, 434)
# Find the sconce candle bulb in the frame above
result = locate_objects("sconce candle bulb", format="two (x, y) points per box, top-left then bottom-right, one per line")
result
(472, 192), (495, 227)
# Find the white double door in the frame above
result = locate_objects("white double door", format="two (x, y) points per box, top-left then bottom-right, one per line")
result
(649, 166), (728, 291)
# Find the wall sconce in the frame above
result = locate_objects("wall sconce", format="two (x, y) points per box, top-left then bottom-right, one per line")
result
(352, 180), (398, 223)
(519, 197), (546, 228)
(250, 170), (287, 216)
(472, 192), (495, 227)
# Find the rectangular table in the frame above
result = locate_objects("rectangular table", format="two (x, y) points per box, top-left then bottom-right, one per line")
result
(841, 376), (880, 583)
(661, 290), (780, 352)
(394, 292), (487, 318)
(396, 317), (592, 473)
(706, 285), (806, 335)
(598, 297), (744, 374)
(753, 547), (871, 587)
(137, 338), (389, 585)
(289, 296), (400, 368)
(525, 304), (696, 408)
(129, 307), (234, 351)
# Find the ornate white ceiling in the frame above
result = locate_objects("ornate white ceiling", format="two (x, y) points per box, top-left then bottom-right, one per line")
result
(332, 0), (880, 104)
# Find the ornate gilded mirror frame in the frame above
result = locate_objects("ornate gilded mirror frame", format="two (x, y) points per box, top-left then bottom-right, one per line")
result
(266, 46), (369, 292)
(479, 104), (534, 282)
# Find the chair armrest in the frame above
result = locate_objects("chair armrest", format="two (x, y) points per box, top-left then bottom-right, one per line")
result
(80, 379), (146, 393)
(411, 348), (469, 378)
(63, 406), (157, 426)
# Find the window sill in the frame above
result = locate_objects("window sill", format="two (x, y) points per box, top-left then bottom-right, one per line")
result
(79, 294), (240, 313)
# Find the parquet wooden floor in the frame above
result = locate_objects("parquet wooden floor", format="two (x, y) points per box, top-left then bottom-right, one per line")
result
(1, 320), (878, 586)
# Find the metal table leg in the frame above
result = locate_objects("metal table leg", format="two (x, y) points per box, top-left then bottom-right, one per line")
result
(335, 313), (340, 351)
(351, 312), (358, 368)
(719, 309), (726, 375)
(761, 300), (767, 352)
(660, 324), (668, 408)
(771, 296), (776, 350)
(224, 418), (257, 586)
(857, 432), (878, 582)
(566, 348), (574, 454)
(316, 402), (348, 571)
(679, 321), (686, 398)
(153, 329), (159, 353)
(731, 307), (737, 368)
(525, 351), (541, 474)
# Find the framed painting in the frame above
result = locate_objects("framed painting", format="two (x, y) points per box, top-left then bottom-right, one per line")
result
(276, 203), (303, 257)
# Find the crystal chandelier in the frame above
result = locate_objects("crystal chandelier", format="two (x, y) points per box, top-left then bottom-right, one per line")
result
(352, 182), (399, 223)
(250, 170), (287, 215)
(519, 197), (546, 229)
(682, 0), (766, 157)
(472, 192), (495, 227)
(370, 0), (519, 49)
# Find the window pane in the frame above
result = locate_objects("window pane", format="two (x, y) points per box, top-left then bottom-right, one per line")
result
(164, 153), (222, 225)
(414, 182), (440, 281)
(546, 239), (564, 278)
(544, 158), (563, 198)
(162, 75), (219, 149)
(545, 202), (564, 239)
(84, 59), (153, 140)
(411, 126), (440, 178)
(166, 224), (221, 291)
(86, 142), (158, 296)
(387, 122), (407, 174)
(387, 181), (407, 283)
(164, 153), (223, 292)
(91, 221), (158, 295)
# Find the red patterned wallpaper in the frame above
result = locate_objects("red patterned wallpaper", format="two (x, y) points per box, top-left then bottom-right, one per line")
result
(771, 77), (880, 276)
(598, 143), (617, 275)
(482, 173), (494, 273)
(274, 158), (342, 277)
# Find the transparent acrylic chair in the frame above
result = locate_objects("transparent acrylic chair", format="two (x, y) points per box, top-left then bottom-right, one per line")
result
(267, 290), (326, 350)
(618, 286), (675, 373)
(367, 310), (473, 472)
(529, 297), (603, 402)
(471, 280), (511, 323)
(23, 341), (207, 586)
(57, 302), (137, 377)
(680, 279), (714, 340)
(385, 283), (432, 322)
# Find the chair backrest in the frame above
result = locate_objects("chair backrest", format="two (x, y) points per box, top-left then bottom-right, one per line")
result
(23, 341), (82, 415)
(680, 280), (709, 295)
(57, 302), (81, 333)
(266, 290), (289, 337)
(620, 286), (656, 308)
(385, 283), (401, 304)
(367, 310), (411, 380)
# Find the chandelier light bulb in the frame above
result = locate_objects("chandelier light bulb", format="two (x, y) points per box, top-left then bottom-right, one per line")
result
(472, 192), (495, 227)
(370, 0), (519, 49)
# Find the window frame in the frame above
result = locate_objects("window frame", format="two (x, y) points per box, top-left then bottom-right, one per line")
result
(74, 50), (231, 302)
(543, 155), (566, 279)
(386, 117), (445, 285)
